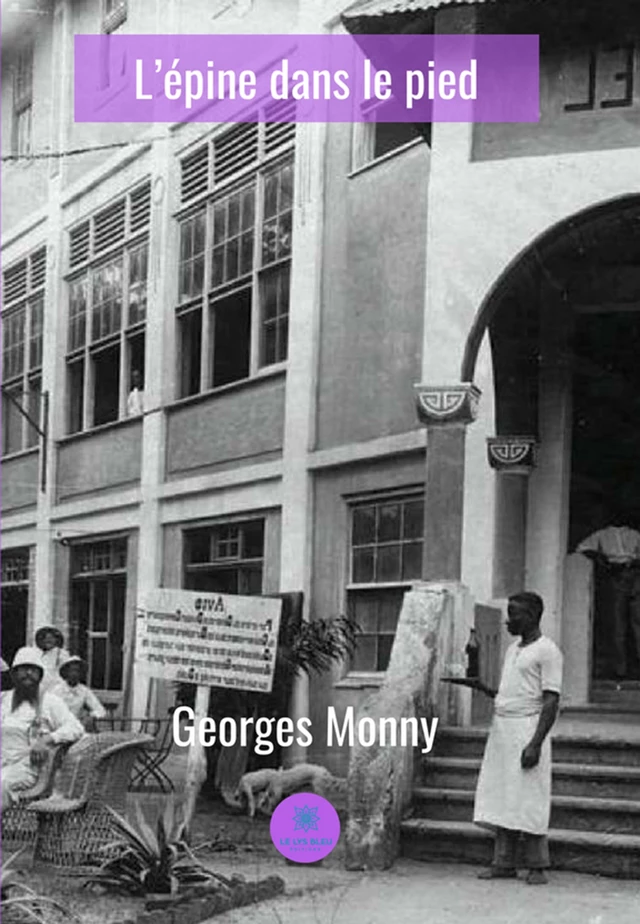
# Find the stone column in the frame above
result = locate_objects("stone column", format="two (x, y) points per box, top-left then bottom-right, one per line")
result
(487, 436), (537, 598)
(415, 383), (481, 581)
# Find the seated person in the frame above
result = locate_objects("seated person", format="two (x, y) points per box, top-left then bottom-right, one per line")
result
(51, 656), (107, 731)
(1, 647), (84, 810)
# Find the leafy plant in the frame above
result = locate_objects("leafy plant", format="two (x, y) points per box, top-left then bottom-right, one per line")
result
(1, 849), (80, 924)
(86, 798), (232, 897)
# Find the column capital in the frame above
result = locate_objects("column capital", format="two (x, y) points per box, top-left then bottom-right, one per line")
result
(415, 383), (481, 427)
(487, 435), (537, 474)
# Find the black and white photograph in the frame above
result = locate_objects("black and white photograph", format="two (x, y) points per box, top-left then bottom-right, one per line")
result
(1, 1), (640, 923)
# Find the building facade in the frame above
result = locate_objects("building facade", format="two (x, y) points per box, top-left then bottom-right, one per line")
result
(2, 0), (640, 775)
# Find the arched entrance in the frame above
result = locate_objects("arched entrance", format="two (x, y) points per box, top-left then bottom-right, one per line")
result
(466, 195), (640, 710)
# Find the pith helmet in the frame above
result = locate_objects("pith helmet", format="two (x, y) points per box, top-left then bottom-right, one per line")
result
(11, 647), (45, 673)
(59, 655), (87, 679)
(35, 625), (64, 648)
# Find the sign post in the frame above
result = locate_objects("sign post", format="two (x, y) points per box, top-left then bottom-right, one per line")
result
(134, 588), (282, 831)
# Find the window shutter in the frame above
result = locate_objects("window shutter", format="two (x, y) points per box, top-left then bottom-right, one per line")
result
(129, 181), (151, 235)
(213, 123), (259, 184)
(264, 101), (296, 156)
(30, 247), (46, 290)
(181, 144), (210, 204)
(2, 259), (28, 306)
(69, 221), (91, 270)
(93, 198), (126, 257)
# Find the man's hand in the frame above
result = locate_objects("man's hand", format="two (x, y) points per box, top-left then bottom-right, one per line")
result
(521, 742), (541, 769)
(29, 736), (53, 767)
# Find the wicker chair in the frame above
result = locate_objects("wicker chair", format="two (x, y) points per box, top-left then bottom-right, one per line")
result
(29, 730), (153, 868)
(1, 744), (68, 850)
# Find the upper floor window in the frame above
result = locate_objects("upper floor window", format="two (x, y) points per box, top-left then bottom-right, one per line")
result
(103, 0), (127, 33)
(65, 182), (151, 433)
(347, 493), (424, 673)
(13, 43), (33, 157)
(1, 247), (46, 456)
(184, 518), (265, 595)
(176, 108), (295, 398)
(352, 99), (428, 172)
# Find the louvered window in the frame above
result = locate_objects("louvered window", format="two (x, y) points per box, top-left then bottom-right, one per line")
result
(65, 181), (150, 434)
(176, 113), (295, 397)
(1, 246), (46, 455)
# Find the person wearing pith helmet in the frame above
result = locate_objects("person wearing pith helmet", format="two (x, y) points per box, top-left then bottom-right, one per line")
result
(50, 655), (106, 731)
(34, 625), (70, 694)
(1, 647), (83, 810)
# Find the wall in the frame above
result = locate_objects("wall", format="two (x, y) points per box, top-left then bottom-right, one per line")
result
(309, 452), (425, 775)
(56, 419), (143, 501)
(316, 124), (429, 450)
(165, 374), (286, 479)
(1, 452), (39, 513)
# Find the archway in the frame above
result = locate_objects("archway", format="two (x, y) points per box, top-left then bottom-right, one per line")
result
(467, 195), (640, 708)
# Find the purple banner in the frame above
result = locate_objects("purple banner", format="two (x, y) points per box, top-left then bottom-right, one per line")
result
(74, 34), (539, 123)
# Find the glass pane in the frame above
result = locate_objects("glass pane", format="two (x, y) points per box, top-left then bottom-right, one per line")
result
(277, 314), (288, 363)
(353, 506), (376, 545)
(192, 254), (204, 294)
(262, 220), (278, 265)
(350, 595), (378, 633)
(187, 530), (211, 564)
(277, 211), (292, 260)
(93, 581), (109, 633)
(262, 323), (277, 367)
(377, 635), (394, 672)
(180, 221), (191, 261)
(240, 565), (263, 595)
(70, 582), (90, 662)
(213, 204), (226, 243)
(352, 548), (374, 583)
(261, 270), (278, 320)
(109, 577), (126, 690)
(228, 194), (240, 237)
(226, 236), (239, 282)
(378, 503), (401, 542)
(351, 635), (376, 672)
(264, 172), (278, 219)
(379, 592), (402, 633)
(242, 520), (264, 559)
(242, 187), (255, 229)
(194, 212), (206, 253)
(240, 231), (254, 276)
(91, 637), (106, 689)
(404, 499), (424, 539)
(377, 544), (401, 582)
(280, 163), (293, 211)
(402, 541), (423, 580)
(212, 246), (224, 288)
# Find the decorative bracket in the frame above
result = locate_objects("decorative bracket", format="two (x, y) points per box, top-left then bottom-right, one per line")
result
(487, 435), (537, 474)
(415, 383), (481, 427)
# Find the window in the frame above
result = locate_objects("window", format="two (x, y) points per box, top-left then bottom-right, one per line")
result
(69, 538), (127, 692)
(347, 494), (424, 672)
(65, 182), (150, 433)
(1, 548), (30, 664)
(177, 108), (295, 397)
(1, 248), (46, 455)
(352, 99), (428, 171)
(102, 0), (127, 33)
(184, 519), (265, 595)
(12, 43), (33, 157)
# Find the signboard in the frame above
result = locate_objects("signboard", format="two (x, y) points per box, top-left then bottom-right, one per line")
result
(136, 588), (282, 694)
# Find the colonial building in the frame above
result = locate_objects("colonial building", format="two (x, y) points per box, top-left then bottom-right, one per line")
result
(3, 2), (640, 871)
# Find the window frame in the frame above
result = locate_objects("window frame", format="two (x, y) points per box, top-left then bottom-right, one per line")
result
(351, 99), (428, 174)
(64, 183), (150, 434)
(345, 491), (425, 676)
(1, 248), (46, 457)
(175, 116), (295, 399)
(183, 517), (266, 597)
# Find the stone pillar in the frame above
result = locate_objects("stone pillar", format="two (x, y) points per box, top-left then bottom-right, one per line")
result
(415, 383), (481, 581)
(488, 436), (537, 598)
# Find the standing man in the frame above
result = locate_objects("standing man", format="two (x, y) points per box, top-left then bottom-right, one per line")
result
(1, 647), (84, 810)
(472, 592), (563, 885)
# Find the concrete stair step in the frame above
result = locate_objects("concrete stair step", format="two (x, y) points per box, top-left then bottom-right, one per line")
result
(413, 787), (640, 834)
(425, 756), (640, 801)
(401, 818), (640, 878)
(435, 728), (640, 766)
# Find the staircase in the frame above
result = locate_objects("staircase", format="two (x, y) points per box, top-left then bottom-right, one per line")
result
(402, 726), (640, 877)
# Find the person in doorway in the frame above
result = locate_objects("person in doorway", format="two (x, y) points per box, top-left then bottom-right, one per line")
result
(577, 523), (640, 679)
(471, 592), (563, 885)
(51, 655), (106, 731)
(1, 647), (84, 810)
(34, 625), (71, 694)
(127, 368), (144, 417)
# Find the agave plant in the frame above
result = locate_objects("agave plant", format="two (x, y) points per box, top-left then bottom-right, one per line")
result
(1, 849), (80, 924)
(86, 798), (232, 897)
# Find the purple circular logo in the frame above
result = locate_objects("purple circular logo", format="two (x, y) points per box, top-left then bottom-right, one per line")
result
(270, 792), (340, 863)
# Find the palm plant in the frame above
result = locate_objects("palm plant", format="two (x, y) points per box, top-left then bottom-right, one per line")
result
(1, 849), (80, 924)
(86, 799), (232, 897)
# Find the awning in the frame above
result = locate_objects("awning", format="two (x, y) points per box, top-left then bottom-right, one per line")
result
(341, 0), (498, 35)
